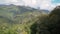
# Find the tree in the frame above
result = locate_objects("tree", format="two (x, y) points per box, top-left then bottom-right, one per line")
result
(30, 6), (60, 34)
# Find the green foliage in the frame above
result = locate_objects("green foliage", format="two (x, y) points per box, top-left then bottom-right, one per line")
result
(30, 14), (49, 34)
(30, 6), (60, 34)
(0, 5), (43, 34)
(0, 5), (49, 34)
(0, 23), (16, 34)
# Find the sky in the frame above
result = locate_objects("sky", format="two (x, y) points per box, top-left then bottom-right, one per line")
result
(0, 0), (60, 10)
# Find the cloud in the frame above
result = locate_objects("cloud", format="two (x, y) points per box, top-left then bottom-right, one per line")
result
(22, 0), (52, 10)
(0, 0), (60, 10)
(23, 0), (37, 5)
(39, 0), (51, 9)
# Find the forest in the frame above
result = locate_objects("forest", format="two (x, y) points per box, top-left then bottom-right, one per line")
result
(0, 4), (60, 34)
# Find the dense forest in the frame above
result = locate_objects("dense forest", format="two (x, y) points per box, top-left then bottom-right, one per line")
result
(30, 6), (60, 34)
(0, 4), (60, 34)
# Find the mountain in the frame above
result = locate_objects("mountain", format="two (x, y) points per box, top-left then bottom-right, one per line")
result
(30, 6), (60, 34)
(0, 4), (49, 24)
(40, 10), (49, 13)
(0, 4), (49, 34)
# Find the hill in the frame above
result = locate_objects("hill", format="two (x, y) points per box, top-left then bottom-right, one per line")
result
(30, 6), (60, 34)
(0, 4), (49, 34)
(0, 4), (49, 24)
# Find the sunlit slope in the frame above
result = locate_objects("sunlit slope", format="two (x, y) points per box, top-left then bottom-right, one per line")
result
(0, 4), (49, 34)
(0, 5), (49, 24)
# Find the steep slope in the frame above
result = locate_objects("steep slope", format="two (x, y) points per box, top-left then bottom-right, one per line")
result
(30, 6), (60, 34)
(0, 4), (49, 34)
(0, 4), (49, 24)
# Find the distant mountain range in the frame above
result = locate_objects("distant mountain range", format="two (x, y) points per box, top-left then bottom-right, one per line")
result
(0, 4), (49, 24)
(0, 4), (49, 13)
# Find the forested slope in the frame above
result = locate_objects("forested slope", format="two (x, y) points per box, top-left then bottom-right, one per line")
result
(30, 6), (60, 34)
(0, 4), (49, 34)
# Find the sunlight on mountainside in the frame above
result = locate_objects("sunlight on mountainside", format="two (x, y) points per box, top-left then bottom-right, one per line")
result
(0, 0), (60, 34)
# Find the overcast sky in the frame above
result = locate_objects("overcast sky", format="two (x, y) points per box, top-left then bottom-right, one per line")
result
(0, 0), (60, 10)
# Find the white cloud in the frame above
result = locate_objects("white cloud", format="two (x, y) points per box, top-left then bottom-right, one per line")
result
(39, 0), (51, 9)
(23, 0), (34, 5)
(22, 0), (37, 7)
(0, 0), (60, 10)
(21, 0), (52, 10)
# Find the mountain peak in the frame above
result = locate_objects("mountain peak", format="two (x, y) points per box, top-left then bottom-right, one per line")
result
(55, 6), (60, 9)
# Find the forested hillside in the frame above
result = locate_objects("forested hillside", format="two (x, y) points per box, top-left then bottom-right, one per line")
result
(0, 4), (49, 34)
(30, 6), (60, 34)
(1, 4), (60, 34)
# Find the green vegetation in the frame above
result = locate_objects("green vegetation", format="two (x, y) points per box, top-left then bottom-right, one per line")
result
(2, 4), (60, 34)
(30, 6), (60, 34)
(0, 5), (49, 34)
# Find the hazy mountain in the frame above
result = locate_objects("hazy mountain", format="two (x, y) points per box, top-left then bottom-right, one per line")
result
(0, 4), (49, 34)
(0, 4), (49, 24)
